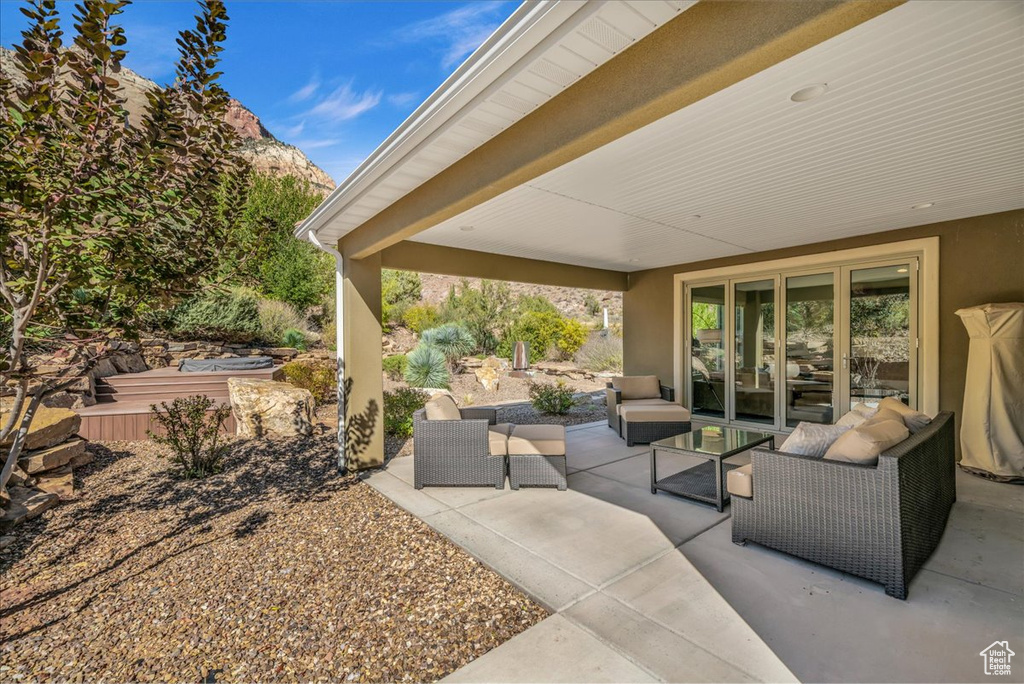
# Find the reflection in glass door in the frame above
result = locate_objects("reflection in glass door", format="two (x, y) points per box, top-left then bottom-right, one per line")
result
(690, 284), (726, 418)
(846, 264), (913, 408)
(784, 273), (835, 426)
(733, 279), (776, 425)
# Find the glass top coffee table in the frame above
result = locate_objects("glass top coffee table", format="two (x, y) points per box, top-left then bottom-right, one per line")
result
(650, 427), (775, 511)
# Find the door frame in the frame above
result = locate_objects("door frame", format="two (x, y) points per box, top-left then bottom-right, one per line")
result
(673, 237), (939, 426)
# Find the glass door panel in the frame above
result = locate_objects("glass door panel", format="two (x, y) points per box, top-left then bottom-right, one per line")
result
(847, 264), (912, 408)
(690, 284), (726, 418)
(784, 273), (835, 427)
(733, 279), (776, 425)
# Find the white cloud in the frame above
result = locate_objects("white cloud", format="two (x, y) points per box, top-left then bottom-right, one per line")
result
(279, 120), (306, 138)
(305, 83), (382, 122)
(387, 91), (419, 108)
(394, 2), (510, 69)
(289, 75), (320, 103)
(289, 137), (342, 151)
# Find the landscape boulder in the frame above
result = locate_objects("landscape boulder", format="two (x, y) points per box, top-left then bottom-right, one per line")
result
(0, 487), (59, 531)
(18, 438), (87, 475)
(481, 355), (509, 371)
(0, 406), (81, 451)
(474, 366), (501, 392)
(35, 466), (76, 500)
(227, 378), (314, 439)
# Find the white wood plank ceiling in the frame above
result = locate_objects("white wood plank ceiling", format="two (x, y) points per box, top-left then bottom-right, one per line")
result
(411, 0), (1024, 272)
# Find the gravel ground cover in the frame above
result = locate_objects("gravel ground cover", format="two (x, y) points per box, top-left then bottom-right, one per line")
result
(0, 434), (548, 682)
(384, 371), (605, 406)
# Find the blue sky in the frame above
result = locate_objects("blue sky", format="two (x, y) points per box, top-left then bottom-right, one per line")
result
(0, 0), (519, 182)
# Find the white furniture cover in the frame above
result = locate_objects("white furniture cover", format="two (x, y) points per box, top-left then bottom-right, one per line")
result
(955, 302), (1024, 481)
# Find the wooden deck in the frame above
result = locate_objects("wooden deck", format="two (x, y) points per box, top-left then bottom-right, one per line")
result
(76, 365), (282, 441)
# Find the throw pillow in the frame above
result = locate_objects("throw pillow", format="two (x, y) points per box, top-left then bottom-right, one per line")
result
(424, 394), (461, 420)
(878, 397), (933, 433)
(779, 422), (851, 458)
(863, 407), (905, 426)
(824, 419), (910, 465)
(835, 403), (878, 428)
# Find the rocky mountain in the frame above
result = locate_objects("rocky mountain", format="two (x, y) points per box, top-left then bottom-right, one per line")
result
(0, 48), (335, 193)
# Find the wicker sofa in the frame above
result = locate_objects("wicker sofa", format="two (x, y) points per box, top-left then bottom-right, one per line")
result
(412, 404), (508, 489)
(730, 411), (956, 599)
(606, 376), (684, 436)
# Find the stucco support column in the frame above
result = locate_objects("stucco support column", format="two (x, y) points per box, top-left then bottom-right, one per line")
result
(340, 249), (385, 470)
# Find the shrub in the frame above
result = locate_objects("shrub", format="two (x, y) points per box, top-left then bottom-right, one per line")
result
(576, 332), (623, 372)
(383, 387), (428, 438)
(529, 380), (576, 415)
(168, 288), (262, 343)
(149, 396), (232, 478)
(497, 310), (564, 363)
(438, 279), (516, 354)
(557, 318), (589, 359)
(382, 269), (421, 326)
(403, 303), (439, 335)
(404, 344), (450, 388)
(259, 238), (334, 312)
(258, 298), (308, 344)
(281, 360), (335, 404)
(584, 293), (602, 317)
(281, 328), (308, 351)
(382, 354), (408, 381)
(421, 323), (475, 371)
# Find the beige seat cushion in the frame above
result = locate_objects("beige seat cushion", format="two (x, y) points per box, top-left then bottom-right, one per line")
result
(619, 404), (691, 422)
(508, 424), (566, 456)
(878, 397), (932, 433)
(613, 375), (662, 400)
(488, 423), (513, 456)
(616, 397), (671, 415)
(824, 419), (910, 465)
(727, 463), (753, 498)
(424, 394), (461, 421)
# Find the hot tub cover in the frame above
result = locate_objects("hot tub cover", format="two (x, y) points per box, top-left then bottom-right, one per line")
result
(178, 356), (275, 373)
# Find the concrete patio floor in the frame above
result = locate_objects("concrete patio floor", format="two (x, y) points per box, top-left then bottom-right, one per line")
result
(362, 422), (1024, 683)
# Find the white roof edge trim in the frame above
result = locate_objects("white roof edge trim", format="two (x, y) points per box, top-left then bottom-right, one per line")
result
(295, 0), (587, 241)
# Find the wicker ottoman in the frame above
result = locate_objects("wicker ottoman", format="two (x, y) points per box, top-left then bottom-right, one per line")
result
(507, 424), (567, 490)
(619, 405), (692, 446)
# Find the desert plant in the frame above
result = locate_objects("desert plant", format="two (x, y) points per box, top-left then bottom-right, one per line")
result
(529, 381), (576, 415)
(382, 354), (408, 381)
(383, 387), (428, 438)
(438, 279), (516, 353)
(258, 298), (308, 344)
(168, 288), (263, 343)
(382, 269), (421, 326)
(497, 310), (564, 363)
(575, 333), (623, 372)
(149, 396), (232, 478)
(280, 328), (308, 351)
(281, 360), (335, 404)
(584, 293), (602, 317)
(557, 318), (589, 359)
(403, 303), (439, 335)
(404, 344), (450, 389)
(321, 317), (337, 351)
(421, 323), (475, 372)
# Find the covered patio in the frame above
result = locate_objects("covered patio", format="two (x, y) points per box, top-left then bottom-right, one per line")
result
(364, 422), (1023, 683)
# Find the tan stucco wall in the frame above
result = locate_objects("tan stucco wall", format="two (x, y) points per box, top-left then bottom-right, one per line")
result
(381, 241), (628, 291)
(623, 210), (1024, 443)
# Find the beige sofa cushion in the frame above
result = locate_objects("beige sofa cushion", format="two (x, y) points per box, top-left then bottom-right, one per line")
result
(824, 419), (910, 465)
(618, 404), (691, 422)
(424, 394), (461, 421)
(878, 397), (933, 433)
(613, 375), (662, 400)
(508, 424), (566, 456)
(727, 463), (753, 498)
(862, 407), (904, 427)
(488, 423), (513, 456)
(616, 397), (671, 415)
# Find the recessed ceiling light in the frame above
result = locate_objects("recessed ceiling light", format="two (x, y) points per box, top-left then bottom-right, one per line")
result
(459, 225), (475, 232)
(628, 258), (640, 263)
(790, 83), (829, 102)
(912, 202), (935, 210)
(897, 267), (908, 273)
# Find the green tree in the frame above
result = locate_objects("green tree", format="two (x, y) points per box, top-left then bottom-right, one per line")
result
(0, 0), (245, 492)
(381, 269), (420, 326)
(439, 279), (515, 354)
(259, 237), (332, 311)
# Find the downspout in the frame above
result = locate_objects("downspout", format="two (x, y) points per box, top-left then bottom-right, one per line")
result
(306, 231), (347, 474)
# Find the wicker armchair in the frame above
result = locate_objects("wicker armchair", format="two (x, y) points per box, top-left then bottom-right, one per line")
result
(413, 407), (506, 489)
(731, 411), (956, 599)
(605, 377), (675, 435)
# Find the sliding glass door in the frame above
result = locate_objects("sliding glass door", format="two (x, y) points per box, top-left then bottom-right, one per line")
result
(685, 258), (918, 431)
